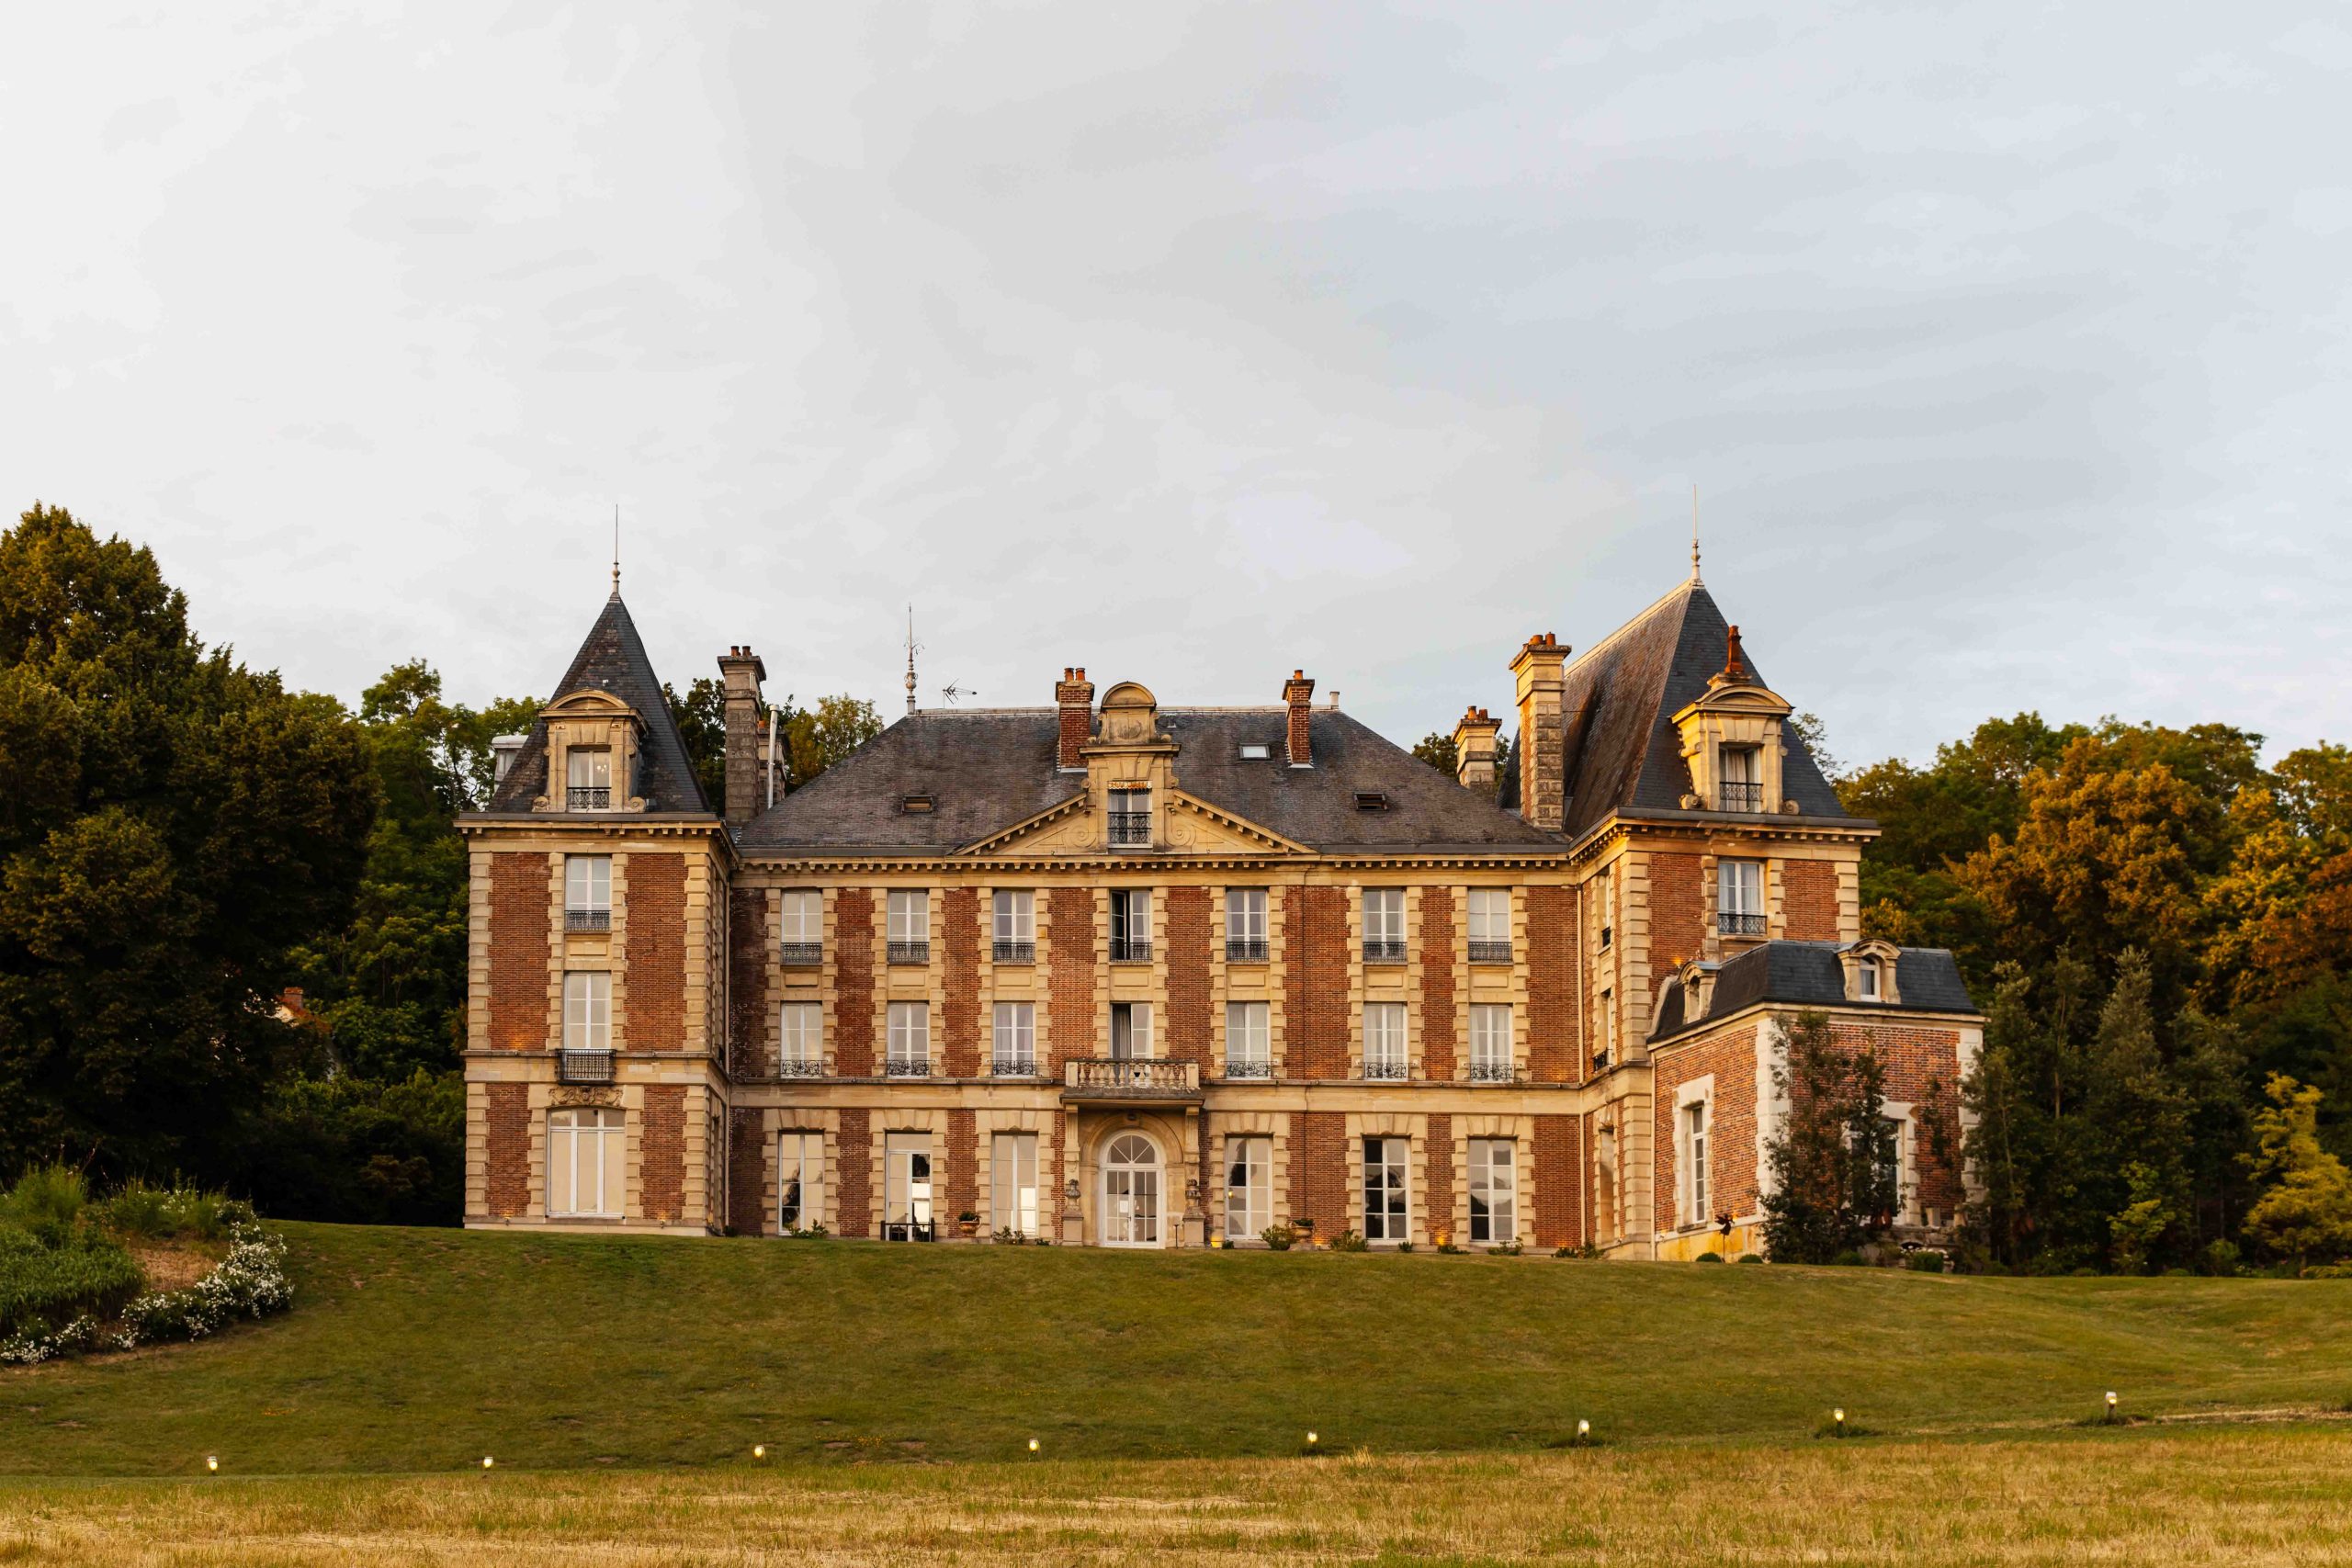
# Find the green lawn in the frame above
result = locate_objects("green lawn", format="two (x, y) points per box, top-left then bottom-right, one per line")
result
(4, 1223), (2349, 1477)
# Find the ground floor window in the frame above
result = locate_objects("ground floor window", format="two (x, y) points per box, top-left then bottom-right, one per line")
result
(1363, 1135), (1409, 1242)
(1224, 1135), (1271, 1239)
(992, 1133), (1040, 1236)
(779, 1132), (824, 1233)
(548, 1108), (624, 1217)
(1680, 1100), (1711, 1227)
(1468, 1137), (1517, 1244)
(885, 1132), (933, 1241)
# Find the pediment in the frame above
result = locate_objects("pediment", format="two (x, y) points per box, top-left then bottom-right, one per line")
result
(956, 789), (1307, 858)
(1672, 681), (1792, 725)
(543, 687), (642, 721)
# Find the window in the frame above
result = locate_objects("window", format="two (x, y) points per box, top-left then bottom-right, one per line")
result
(566, 747), (612, 810)
(1469, 1138), (1518, 1244)
(1859, 957), (1882, 1001)
(779, 1132), (824, 1232)
(1363, 888), (1406, 963)
(779, 1002), (822, 1076)
(1718, 860), (1765, 935)
(992, 1002), (1036, 1075)
(1109, 1001), (1152, 1059)
(1882, 1113), (1917, 1224)
(1238, 743), (1271, 761)
(1681, 1100), (1711, 1227)
(548, 1108), (624, 1217)
(884, 1133), (933, 1241)
(564, 855), (611, 931)
(1108, 786), (1151, 847)
(888, 890), (930, 963)
(1225, 1000), (1271, 1078)
(1363, 1002), (1408, 1080)
(1111, 888), (1152, 962)
(1226, 887), (1268, 961)
(1363, 1136), (1410, 1242)
(1467, 889), (1510, 963)
(992, 890), (1035, 963)
(898, 794), (934, 814)
(886, 1002), (930, 1076)
(1469, 1004), (1512, 1082)
(991, 1134), (1041, 1236)
(1598, 988), (1615, 1070)
(779, 890), (822, 964)
(1225, 1136), (1272, 1239)
(562, 971), (610, 1052)
(1353, 791), (1388, 812)
(1719, 745), (1761, 811)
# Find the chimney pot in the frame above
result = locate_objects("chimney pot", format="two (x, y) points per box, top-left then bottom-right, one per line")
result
(1283, 671), (1316, 766)
(1055, 665), (1096, 771)
(1509, 633), (1572, 832)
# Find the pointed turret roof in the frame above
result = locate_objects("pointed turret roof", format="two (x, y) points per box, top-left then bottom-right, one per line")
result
(483, 592), (712, 816)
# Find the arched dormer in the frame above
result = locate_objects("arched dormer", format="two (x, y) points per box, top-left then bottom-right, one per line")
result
(1095, 682), (1161, 746)
(1839, 939), (1904, 1005)
(534, 688), (649, 814)
(1672, 625), (1795, 816)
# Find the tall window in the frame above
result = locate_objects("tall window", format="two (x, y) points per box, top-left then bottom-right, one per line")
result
(886, 1002), (930, 1076)
(1681, 1100), (1711, 1226)
(1109, 1001), (1152, 1059)
(1110, 888), (1152, 962)
(779, 1132), (824, 1232)
(1224, 1136), (1272, 1239)
(1600, 988), (1615, 1067)
(1225, 1000), (1270, 1078)
(1108, 786), (1151, 846)
(991, 1133), (1040, 1236)
(562, 971), (610, 1052)
(1718, 745), (1761, 811)
(1467, 889), (1510, 963)
(884, 1133), (933, 1241)
(1363, 1002), (1408, 1080)
(779, 890), (822, 964)
(1226, 888), (1268, 961)
(779, 1002), (822, 1076)
(548, 1108), (624, 1217)
(1858, 957), (1883, 1001)
(1363, 1135), (1410, 1242)
(1718, 861), (1764, 935)
(992, 890), (1035, 962)
(992, 1002), (1035, 1075)
(565, 855), (611, 931)
(565, 747), (612, 810)
(1363, 888), (1406, 963)
(1469, 1004), (1512, 1081)
(887, 890), (930, 963)
(1468, 1138), (1518, 1244)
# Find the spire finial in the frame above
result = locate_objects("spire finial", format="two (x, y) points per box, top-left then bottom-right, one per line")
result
(904, 604), (918, 716)
(1690, 482), (1702, 584)
(611, 504), (621, 597)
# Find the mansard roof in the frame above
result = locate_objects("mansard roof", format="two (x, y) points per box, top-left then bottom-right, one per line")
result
(733, 707), (1558, 857)
(483, 592), (712, 817)
(1555, 580), (1849, 840)
(1649, 940), (1976, 1043)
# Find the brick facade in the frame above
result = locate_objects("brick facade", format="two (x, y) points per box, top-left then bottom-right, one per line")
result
(624, 855), (686, 1051)
(640, 1083), (686, 1223)
(1047, 886), (1094, 1071)
(1649, 852), (1704, 986)
(488, 854), (549, 1051)
(729, 1108), (765, 1235)
(729, 887), (769, 1078)
(834, 889), (876, 1077)
(1164, 887), (1212, 1067)
(1526, 885), (1575, 1082)
(941, 887), (981, 1078)
(837, 1108), (872, 1237)
(1651, 1024), (1759, 1235)
(1532, 1114), (1581, 1247)
(484, 1081), (530, 1217)
(1283, 886), (1349, 1078)
(1826, 1020), (1966, 1215)
(1290, 1110), (1347, 1235)
(1419, 889), (1457, 1080)
(946, 1108), (978, 1223)
(1781, 860), (1838, 942)
(1423, 1111), (1453, 1239)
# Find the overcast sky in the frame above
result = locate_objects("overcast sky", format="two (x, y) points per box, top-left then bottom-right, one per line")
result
(5, 4), (2346, 767)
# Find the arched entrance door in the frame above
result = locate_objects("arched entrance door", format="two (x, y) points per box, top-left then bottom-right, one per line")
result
(1100, 1133), (1163, 1247)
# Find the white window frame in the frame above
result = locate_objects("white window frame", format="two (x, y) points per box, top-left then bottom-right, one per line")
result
(565, 854), (611, 915)
(779, 1001), (821, 1070)
(1678, 1077), (1714, 1229)
(1110, 1001), (1153, 1059)
(992, 1001), (1035, 1074)
(1468, 1137), (1518, 1244)
(991, 1133), (1041, 1236)
(1363, 1002), (1408, 1078)
(1719, 859), (1763, 916)
(1225, 1000), (1270, 1073)
(779, 890), (822, 944)
(887, 889), (930, 944)
(1226, 887), (1268, 945)
(561, 971), (610, 1052)
(1466, 889), (1510, 944)
(1363, 1134), (1410, 1242)
(884, 1132), (933, 1240)
(778, 1131), (824, 1232)
(1859, 957), (1882, 1001)
(1363, 888), (1406, 946)
(566, 747), (612, 789)
(1224, 1135), (1272, 1239)
(548, 1107), (625, 1218)
(1882, 1101), (1918, 1224)
(1720, 744), (1756, 784)
(1110, 887), (1152, 949)
(887, 1001), (930, 1071)
(992, 889), (1034, 944)
(1469, 1003), (1512, 1078)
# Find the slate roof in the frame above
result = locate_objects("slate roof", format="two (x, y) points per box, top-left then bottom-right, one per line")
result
(734, 707), (1559, 856)
(482, 592), (712, 817)
(1650, 941), (1977, 1042)
(1554, 580), (1850, 841)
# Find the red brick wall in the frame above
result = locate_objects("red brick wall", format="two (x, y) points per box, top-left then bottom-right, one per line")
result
(484, 1082), (529, 1217)
(1283, 886), (1349, 1078)
(1424, 1112), (1453, 1240)
(1165, 888), (1211, 1066)
(1781, 861), (1839, 942)
(1289, 1110), (1346, 1236)
(624, 855), (685, 1051)
(837, 1108), (872, 1237)
(488, 854), (549, 1051)
(1532, 1114), (1581, 1247)
(1649, 852), (1705, 988)
(946, 1108), (978, 1223)
(729, 888), (769, 1078)
(1825, 1020), (1967, 1215)
(639, 1084), (686, 1223)
(1526, 885), (1575, 1082)
(1419, 889), (1457, 1079)
(941, 887), (981, 1077)
(1047, 887), (1095, 1070)
(834, 889), (875, 1077)
(1652, 1024), (1759, 1232)
(1056, 676), (1092, 769)
(729, 1107), (764, 1235)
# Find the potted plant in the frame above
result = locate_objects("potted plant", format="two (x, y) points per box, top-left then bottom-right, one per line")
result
(956, 1211), (980, 1239)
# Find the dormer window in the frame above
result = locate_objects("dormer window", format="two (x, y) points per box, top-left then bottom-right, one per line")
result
(1859, 958), (1883, 1001)
(1841, 942), (1903, 1005)
(1238, 744), (1271, 761)
(567, 747), (612, 811)
(1718, 746), (1761, 813)
(1108, 787), (1150, 848)
(899, 794), (935, 814)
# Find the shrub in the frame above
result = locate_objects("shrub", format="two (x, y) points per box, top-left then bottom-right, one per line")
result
(1905, 1250), (1949, 1274)
(1261, 1224), (1295, 1252)
(1695, 1251), (1724, 1263)
(1395, 1240), (1414, 1253)
(1737, 1254), (1766, 1265)
(1555, 1243), (1601, 1260)
(96, 1181), (175, 1240)
(1488, 1241), (1523, 1257)
(1436, 1241), (1465, 1255)
(1831, 1250), (1866, 1268)
(0, 1166), (89, 1247)
(1329, 1228), (1368, 1253)
(0, 1229), (143, 1337)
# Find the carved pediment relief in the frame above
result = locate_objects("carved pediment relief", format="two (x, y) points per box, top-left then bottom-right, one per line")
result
(957, 788), (1304, 858)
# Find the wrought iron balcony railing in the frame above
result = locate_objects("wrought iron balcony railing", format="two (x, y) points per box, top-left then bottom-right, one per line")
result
(779, 941), (822, 966)
(888, 940), (930, 964)
(1223, 1058), (1273, 1080)
(991, 1055), (1040, 1077)
(565, 908), (611, 933)
(777, 1056), (825, 1078)
(555, 1048), (615, 1085)
(884, 1055), (932, 1077)
(1226, 937), (1269, 962)
(1110, 938), (1152, 964)
(1107, 811), (1152, 846)
(1363, 940), (1408, 964)
(992, 940), (1035, 964)
(1467, 1058), (1516, 1084)
(567, 785), (611, 811)
(1363, 1057), (1409, 1082)
(1717, 781), (1764, 813)
(1467, 939), (1511, 964)
(1719, 911), (1768, 936)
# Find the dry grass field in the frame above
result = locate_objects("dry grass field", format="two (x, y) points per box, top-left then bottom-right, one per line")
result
(3, 1427), (2349, 1565)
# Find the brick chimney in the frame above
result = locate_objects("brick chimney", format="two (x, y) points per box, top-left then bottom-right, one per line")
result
(1509, 633), (1570, 831)
(1283, 671), (1316, 766)
(1055, 667), (1094, 771)
(717, 645), (766, 824)
(1452, 705), (1500, 793)
(1723, 625), (1747, 682)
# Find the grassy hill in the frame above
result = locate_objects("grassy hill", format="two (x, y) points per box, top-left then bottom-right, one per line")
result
(4, 1223), (2350, 1477)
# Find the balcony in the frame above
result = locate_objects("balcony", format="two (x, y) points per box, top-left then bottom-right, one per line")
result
(555, 1048), (615, 1085)
(1467, 1059), (1516, 1084)
(1061, 1057), (1203, 1103)
(992, 940), (1035, 964)
(888, 940), (930, 965)
(778, 1056), (825, 1079)
(1226, 937), (1269, 963)
(1110, 938), (1152, 964)
(1363, 1057), (1409, 1082)
(780, 942), (822, 966)
(1717, 781), (1764, 813)
(567, 785), (610, 811)
(1363, 940), (1408, 964)
(565, 908), (611, 933)
(1223, 1059), (1272, 1080)
(884, 1055), (932, 1078)
(1467, 939), (1511, 964)
(991, 1055), (1041, 1077)
(1719, 912), (1768, 937)
(1108, 811), (1152, 848)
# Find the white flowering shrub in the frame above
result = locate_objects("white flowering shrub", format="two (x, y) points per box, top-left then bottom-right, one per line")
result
(0, 1219), (292, 1366)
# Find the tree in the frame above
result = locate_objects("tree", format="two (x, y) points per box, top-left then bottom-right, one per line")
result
(665, 684), (884, 816)
(666, 676), (729, 810)
(0, 504), (377, 1180)
(1760, 1012), (1900, 1263)
(2241, 1075), (2352, 1270)
(778, 694), (882, 791)
(1412, 732), (1458, 777)
(1789, 711), (1840, 783)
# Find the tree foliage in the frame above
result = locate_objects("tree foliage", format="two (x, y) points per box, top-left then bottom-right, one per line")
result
(2240, 1075), (2352, 1270)
(665, 683), (883, 817)
(1760, 1012), (1901, 1263)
